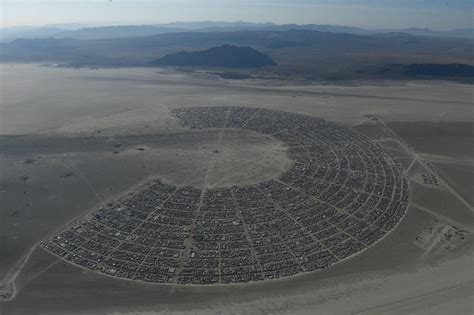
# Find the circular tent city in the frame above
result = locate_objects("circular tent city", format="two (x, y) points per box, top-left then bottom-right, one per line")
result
(42, 107), (409, 285)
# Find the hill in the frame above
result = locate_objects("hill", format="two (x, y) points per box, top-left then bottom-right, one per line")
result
(148, 45), (276, 68)
(404, 63), (474, 77)
(368, 63), (474, 78)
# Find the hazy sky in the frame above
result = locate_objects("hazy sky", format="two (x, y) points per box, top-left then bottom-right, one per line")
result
(1, 0), (472, 29)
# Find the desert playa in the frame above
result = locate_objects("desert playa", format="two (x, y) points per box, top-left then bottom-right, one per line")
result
(0, 63), (472, 314)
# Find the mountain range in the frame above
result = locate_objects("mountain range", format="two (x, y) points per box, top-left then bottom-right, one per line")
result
(1, 26), (472, 81)
(1, 22), (472, 42)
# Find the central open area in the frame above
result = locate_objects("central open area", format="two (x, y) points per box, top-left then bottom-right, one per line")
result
(158, 128), (291, 189)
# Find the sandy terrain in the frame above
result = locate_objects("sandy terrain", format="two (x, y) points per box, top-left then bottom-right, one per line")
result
(0, 63), (472, 314)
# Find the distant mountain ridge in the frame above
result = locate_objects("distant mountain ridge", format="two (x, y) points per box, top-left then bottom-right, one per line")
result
(1, 29), (471, 81)
(1, 22), (472, 42)
(149, 45), (276, 68)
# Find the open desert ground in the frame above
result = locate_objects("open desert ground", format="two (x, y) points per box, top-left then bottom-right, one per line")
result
(0, 63), (472, 314)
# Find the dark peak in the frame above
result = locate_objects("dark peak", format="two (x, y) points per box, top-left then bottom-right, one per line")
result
(149, 45), (276, 69)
